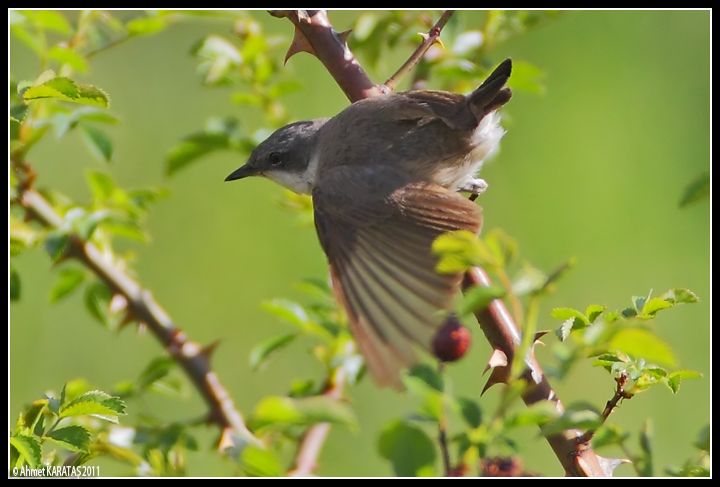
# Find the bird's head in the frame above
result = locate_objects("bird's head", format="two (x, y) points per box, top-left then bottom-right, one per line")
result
(225, 119), (327, 194)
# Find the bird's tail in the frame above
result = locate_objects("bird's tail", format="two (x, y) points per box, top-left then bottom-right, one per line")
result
(467, 59), (513, 121)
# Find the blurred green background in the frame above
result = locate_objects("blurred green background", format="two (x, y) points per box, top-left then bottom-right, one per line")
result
(10, 10), (710, 476)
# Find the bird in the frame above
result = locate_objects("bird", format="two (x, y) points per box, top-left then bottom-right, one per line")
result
(226, 59), (512, 389)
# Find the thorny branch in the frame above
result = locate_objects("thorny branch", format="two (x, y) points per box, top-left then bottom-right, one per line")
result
(384, 10), (455, 90)
(577, 372), (633, 445)
(12, 160), (259, 451)
(273, 9), (614, 477)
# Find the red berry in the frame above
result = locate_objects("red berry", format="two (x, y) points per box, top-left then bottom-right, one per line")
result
(432, 315), (471, 362)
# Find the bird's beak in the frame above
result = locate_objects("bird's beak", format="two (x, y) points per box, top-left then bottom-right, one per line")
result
(225, 164), (258, 182)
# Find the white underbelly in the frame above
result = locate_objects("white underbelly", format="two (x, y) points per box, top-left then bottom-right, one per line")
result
(433, 111), (505, 190)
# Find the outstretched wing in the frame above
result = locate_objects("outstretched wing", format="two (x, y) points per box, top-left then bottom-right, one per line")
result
(313, 164), (482, 389)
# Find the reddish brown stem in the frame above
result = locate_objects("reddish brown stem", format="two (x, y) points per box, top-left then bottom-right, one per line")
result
(16, 185), (258, 450)
(288, 366), (347, 476)
(270, 10), (385, 102)
(577, 373), (632, 445)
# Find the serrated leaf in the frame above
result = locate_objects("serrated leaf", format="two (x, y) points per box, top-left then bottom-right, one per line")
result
(555, 318), (575, 342)
(251, 395), (356, 430)
(585, 304), (606, 323)
(666, 369), (702, 394)
(49, 267), (86, 303)
(240, 446), (283, 477)
(10, 268), (21, 301)
(457, 285), (505, 316)
(126, 16), (167, 36)
(80, 125), (113, 162)
(10, 434), (42, 468)
(662, 288), (699, 305)
(249, 333), (297, 371)
(504, 401), (560, 429)
(165, 133), (230, 175)
(59, 390), (126, 422)
(23, 77), (110, 108)
(378, 420), (436, 477)
(679, 172), (709, 207)
(638, 297), (673, 319)
(609, 328), (676, 366)
(45, 425), (91, 453)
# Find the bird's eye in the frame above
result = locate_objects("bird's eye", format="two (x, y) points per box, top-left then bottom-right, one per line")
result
(269, 152), (282, 167)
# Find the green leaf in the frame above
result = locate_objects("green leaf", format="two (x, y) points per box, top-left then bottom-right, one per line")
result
(662, 288), (699, 305)
(126, 16), (167, 36)
(10, 435), (42, 469)
(403, 365), (445, 421)
(23, 77), (110, 108)
(694, 425), (710, 452)
(457, 285), (505, 316)
(542, 409), (601, 436)
(137, 357), (176, 391)
(47, 46), (88, 73)
(457, 397), (482, 428)
(21, 10), (72, 33)
(59, 390), (126, 422)
(240, 446), (284, 477)
(44, 231), (70, 261)
(10, 267), (21, 301)
(251, 395), (356, 430)
(165, 133), (232, 175)
(679, 172), (709, 207)
(552, 307), (588, 340)
(249, 333), (297, 371)
(353, 13), (379, 42)
(639, 297), (673, 319)
(638, 419), (654, 476)
(84, 281), (113, 326)
(432, 230), (490, 273)
(591, 424), (630, 449)
(504, 401), (560, 429)
(45, 425), (91, 453)
(609, 328), (676, 366)
(86, 170), (116, 202)
(585, 304), (606, 323)
(260, 299), (331, 339)
(378, 420), (436, 477)
(49, 267), (86, 303)
(406, 364), (443, 392)
(666, 370), (702, 394)
(80, 125), (113, 162)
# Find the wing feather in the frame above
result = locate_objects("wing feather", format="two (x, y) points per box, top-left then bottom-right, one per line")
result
(313, 165), (482, 389)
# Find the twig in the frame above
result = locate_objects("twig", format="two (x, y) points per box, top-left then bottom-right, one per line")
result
(288, 365), (347, 476)
(384, 10), (455, 90)
(577, 373), (633, 445)
(271, 9), (607, 476)
(14, 175), (258, 450)
(269, 10), (386, 102)
(437, 362), (451, 477)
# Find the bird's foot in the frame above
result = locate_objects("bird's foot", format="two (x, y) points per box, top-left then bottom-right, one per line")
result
(459, 178), (488, 197)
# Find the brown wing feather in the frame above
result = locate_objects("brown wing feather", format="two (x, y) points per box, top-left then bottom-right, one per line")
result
(313, 165), (481, 389)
